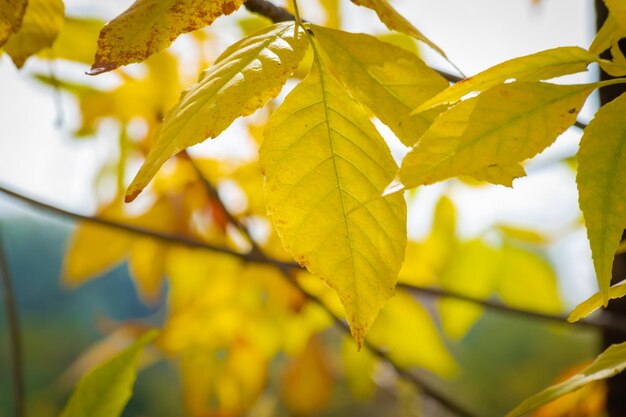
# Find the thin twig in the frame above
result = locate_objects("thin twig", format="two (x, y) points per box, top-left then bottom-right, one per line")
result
(0, 227), (25, 417)
(2, 182), (625, 332)
(399, 283), (626, 335)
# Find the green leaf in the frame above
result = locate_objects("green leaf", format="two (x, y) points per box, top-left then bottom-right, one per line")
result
(3, 0), (64, 68)
(397, 82), (601, 190)
(506, 341), (626, 417)
(310, 25), (449, 146)
(568, 280), (626, 322)
(89, 0), (244, 74)
(126, 22), (308, 202)
(349, 0), (450, 63)
(417, 47), (597, 112)
(0, 0), (28, 47)
(60, 330), (158, 417)
(260, 42), (406, 348)
(577, 92), (626, 304)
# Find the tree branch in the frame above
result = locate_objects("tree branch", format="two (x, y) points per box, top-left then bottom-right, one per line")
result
(183, 153), (480, 417)
(0, 228), (25, 417)
(244, 0), (296, 23)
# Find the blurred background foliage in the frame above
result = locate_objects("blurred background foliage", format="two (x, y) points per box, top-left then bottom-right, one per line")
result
(0, 0), (609, 416)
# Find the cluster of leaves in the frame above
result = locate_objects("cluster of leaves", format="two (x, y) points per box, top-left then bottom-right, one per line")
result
(4, 0), (626, 415)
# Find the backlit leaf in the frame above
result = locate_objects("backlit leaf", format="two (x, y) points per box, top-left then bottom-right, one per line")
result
(311, 25), (448, 146)
(89, 0), (244, 74)
(349, 0), (449, 61)
(506, 341), (626, 417)
(577, 92), (626, 303)
(398, 82), (599, 190)
(260, 46), (406, 347)
(4, 0), (64, 68)
(568, 280), (626, 322)
(0, 0), (27, 46)
(60, 330), (158, 417)
(417, 47), (597, 112)
(126, 22), (308, 202)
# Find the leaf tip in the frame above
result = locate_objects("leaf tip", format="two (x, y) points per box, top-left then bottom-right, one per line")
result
(87, 64), (114, 76)
(124, 188), (141, 203)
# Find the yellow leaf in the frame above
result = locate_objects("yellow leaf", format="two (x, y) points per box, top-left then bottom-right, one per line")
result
(590, 15), (626, 77)
(417, 47), (597, 112)
(341, 336), (376, 400)
(126, 22), (308, 202)
(318, 0), (340, 28)
(89, 0), (244, 74)
(280, 338), (333, 416)
(369, 292), (457, 377)
(128, 239), (167, 305)
(63, 206), (133, 287)
(349, 0), (450, 62)
(399, 195), (458, 287)
(46, 16), (103, 64)
(496, 224), (551, 244)
(260, 45), (407, 347)
(469, 163), (527, 187)
(439, 239), (497, 340)
(568, 280), (626, 322)
(506, 341), (626, 417)
(497, 245), (562, 314)
(0, 0), (27, 46)
(605, 0), (626, 30)
(4, 0), (64, 68)
(577, 92), (626, 304)
(311, 25), (449, 146)
(398, 82), (598, 190)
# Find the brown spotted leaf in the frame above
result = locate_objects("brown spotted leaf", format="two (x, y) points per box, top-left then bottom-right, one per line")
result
(0, 0), (28, 46)
(89, 0), (244, 74)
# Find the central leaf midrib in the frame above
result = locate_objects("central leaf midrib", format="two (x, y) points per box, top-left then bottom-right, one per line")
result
(313, 53), (360, 312)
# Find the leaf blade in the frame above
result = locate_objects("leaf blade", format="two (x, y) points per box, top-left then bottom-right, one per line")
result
(126, 22), (308, 202)
(60, 330), (158, 417)
(3, 0), (64, 68)
(577, 92), (626, 303)
(506, 341), (626, 417)
(90, 0), (244, 74)
(260, 47), (407, 347)
(398, 82), (596, 190)
(0, 0), (28, 47)
(417, 46), (597, 112)
(310, 25), (448, 146)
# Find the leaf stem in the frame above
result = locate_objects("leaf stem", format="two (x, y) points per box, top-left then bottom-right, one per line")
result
(0, 227), (25, 417)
